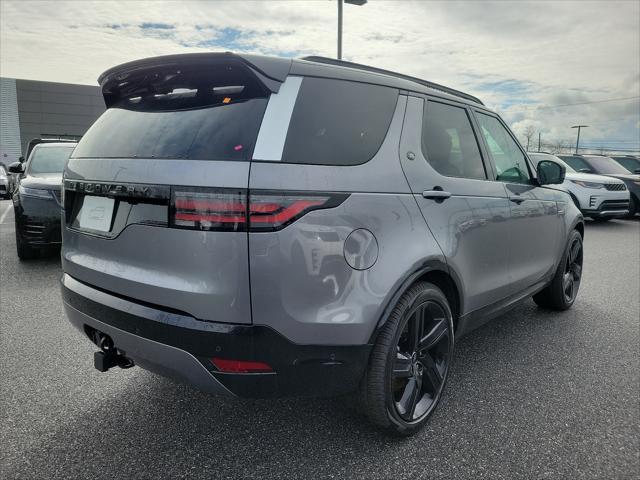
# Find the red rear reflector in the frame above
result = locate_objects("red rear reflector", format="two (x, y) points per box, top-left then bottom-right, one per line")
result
(211, 358), (273, 373)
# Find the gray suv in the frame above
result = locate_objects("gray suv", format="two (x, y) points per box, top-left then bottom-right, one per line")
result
(61, 53), (584, 435)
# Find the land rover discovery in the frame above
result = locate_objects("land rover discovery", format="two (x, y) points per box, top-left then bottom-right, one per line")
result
(61, 53), (584, 435)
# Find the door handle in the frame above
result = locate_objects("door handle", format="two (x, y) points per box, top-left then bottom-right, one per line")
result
(509, 195), (525, 204)
(422, 190), (452, 201)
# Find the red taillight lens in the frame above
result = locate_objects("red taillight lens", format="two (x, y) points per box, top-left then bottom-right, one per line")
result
(172, 189), (246, 231)
(249, 194), (331, 231)
(171, 188), (348, 232)
(211, 358), (273, 373)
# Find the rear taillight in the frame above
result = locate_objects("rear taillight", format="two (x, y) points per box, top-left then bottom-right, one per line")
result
(172, 189), (247, 232)
(171, 189), (347, 232)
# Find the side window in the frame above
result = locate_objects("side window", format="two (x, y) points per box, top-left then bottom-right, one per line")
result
(421, 101), (487, 180)
(281, 78), (398, 166)
(476, 113), (531, 184)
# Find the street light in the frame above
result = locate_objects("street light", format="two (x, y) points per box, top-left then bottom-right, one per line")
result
(571, 125), (589, 154)
(337, 0), (367, 60)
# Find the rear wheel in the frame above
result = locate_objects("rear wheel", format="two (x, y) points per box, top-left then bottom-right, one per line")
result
(361, 282), (454, 436)
(533, 230), (583, 310)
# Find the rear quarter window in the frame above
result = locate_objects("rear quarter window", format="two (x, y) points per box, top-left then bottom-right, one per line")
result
(281, 78), (398, 166)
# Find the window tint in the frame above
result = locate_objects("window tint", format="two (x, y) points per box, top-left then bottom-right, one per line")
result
(28, 146), (75, 174)
(73, 62), (270, 161)
(559, 155), (594, 173)
(582, 155), (630, 175)
(611, 156), (640, 173)
(421, 101), (486, 180)
(476, 113), (531, 184)
(72, 99), (267, 161)
(281, 78), (397, 165)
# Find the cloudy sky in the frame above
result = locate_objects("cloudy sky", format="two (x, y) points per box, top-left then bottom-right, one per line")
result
(1, 0), (639, 152)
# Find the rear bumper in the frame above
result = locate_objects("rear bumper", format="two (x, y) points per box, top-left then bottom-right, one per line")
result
(61, 274), (371, 398)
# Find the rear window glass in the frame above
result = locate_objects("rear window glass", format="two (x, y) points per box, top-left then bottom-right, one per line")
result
(28, 146), (75, 174)
(72, 63), (269, 161)
(281, 78), (398, 165)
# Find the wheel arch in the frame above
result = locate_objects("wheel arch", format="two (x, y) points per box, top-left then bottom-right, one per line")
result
(368, 261), (463, 344)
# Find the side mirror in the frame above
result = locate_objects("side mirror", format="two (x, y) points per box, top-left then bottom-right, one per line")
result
(19, 156), (25, 163)
(537, 160), (565, 185)
(8, 162), (25, 174)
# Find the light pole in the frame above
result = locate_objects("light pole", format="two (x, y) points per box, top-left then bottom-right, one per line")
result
(571, 125), (589, 154)
(337, 0), (367, 60)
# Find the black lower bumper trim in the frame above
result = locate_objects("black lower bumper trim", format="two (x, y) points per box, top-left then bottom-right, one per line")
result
(62, 279), (371, 398)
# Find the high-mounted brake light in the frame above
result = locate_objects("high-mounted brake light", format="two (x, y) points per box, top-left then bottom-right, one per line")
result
(211, 358), (273, 373)
(171, 188), (348, 232)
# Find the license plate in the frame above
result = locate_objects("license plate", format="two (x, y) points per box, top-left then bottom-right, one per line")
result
(77, 196), (115, 232)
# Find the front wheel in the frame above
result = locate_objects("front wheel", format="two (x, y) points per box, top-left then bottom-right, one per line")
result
(361, 282), (454, 436)
(533, 230), (583, 310)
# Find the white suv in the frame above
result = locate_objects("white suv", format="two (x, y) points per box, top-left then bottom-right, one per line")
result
(529, 153), (629, 221)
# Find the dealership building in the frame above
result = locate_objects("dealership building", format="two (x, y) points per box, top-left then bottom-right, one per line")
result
(0, 77), (105, 167)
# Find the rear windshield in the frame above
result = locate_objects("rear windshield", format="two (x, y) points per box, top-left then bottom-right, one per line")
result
(72, 63), (269, 161)
(281, 78), (398, 165)
(28, 146), (75, 174)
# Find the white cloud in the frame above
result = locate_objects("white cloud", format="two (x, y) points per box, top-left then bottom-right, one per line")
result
(1, 0), (638, 152)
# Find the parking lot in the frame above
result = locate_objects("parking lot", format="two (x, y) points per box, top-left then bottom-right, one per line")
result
(0, 199), (638, 479)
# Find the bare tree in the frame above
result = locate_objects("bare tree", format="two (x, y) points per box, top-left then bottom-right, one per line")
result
(523, 125), (536, 152)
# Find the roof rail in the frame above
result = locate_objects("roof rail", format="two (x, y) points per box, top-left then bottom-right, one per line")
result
(301, 56), (484, 106)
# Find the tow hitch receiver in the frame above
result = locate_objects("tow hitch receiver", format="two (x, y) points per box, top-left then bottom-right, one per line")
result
(89, 328), (135, 372)
(94, 350), (135, 372)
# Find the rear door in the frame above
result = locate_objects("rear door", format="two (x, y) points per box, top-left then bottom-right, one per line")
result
(400, 96), (513, 314)
(62, 56), (281, 324)
(473, 111), (563, 293)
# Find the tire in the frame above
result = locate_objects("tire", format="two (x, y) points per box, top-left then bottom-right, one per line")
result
(360, 282), (454, 436)
(533, 230), (583, 310)
(15, 227), (38, 260)
(627, 195), (637, 218)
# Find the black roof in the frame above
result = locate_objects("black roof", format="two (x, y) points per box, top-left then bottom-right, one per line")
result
(98, 52), (485, 108)
(299, 56), (484, 105)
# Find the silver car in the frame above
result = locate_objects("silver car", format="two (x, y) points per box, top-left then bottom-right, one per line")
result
(61, 53), (584, 435)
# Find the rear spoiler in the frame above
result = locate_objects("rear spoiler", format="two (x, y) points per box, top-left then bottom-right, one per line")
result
(98, 52), (292, 108)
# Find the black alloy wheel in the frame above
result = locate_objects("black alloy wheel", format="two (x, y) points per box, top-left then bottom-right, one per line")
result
(361, 282), (454, 436)
(392, 300), (451, 422)
(562, 236), (583, 303)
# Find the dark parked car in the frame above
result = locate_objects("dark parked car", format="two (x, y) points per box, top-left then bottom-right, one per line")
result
(61, 53), (584, 435)
(559, 154), (640, 217)
(9, 142), (76, 259)
(609, 155), (640, 175)
(0, 164), (9, 199)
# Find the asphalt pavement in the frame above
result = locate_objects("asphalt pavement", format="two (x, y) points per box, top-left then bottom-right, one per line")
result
(1, 199), (638, 479)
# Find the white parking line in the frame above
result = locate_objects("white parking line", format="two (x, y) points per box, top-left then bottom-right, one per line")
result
(0, 202), (13, 224)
